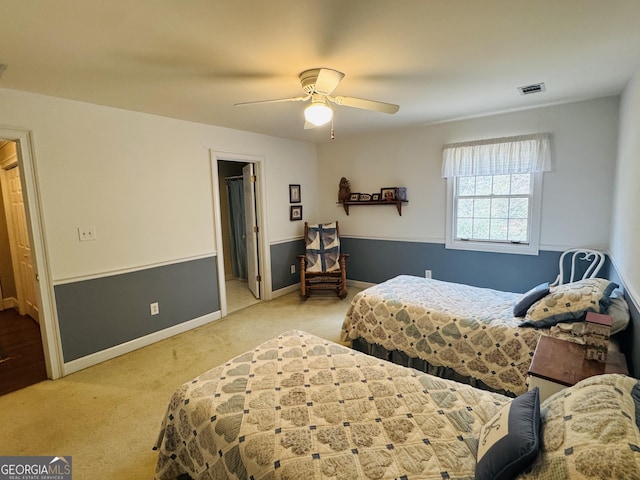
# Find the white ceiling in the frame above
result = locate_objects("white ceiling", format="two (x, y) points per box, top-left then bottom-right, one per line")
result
(1, 0), (639, 143)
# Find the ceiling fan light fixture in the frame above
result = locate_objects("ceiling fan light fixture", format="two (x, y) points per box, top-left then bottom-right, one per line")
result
(304, 98), (332, 126)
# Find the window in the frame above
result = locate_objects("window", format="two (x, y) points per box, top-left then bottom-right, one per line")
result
(442, 134), (551, 255)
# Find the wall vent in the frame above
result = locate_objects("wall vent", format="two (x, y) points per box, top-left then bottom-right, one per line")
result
(518, 82), (546, 95)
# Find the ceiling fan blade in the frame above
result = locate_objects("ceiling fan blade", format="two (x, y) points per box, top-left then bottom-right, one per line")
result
(330, 95), (399, 114)
(234, 95), (309, 107)
(314, 68), (345, 95)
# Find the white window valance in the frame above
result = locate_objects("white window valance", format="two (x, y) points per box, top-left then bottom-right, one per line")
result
(442, 133), (551, 178)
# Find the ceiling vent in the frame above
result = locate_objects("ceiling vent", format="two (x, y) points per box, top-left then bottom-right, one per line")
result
(518, 82), (546, 95)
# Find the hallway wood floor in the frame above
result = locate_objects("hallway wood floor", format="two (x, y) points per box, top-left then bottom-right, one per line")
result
(0, 308), (47, 396)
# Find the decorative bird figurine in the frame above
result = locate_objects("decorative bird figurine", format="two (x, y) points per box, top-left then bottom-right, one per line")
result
(338, 177), (351, 203)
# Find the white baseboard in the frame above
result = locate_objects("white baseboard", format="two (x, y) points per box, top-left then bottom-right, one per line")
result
(271, 280), (373, 299)
(60, 278), (370, 377)
(2, 297), (17, 310)
(347, 279), (376, 289)
(62, 311), (222, 376)
(271, 283), (300, 298)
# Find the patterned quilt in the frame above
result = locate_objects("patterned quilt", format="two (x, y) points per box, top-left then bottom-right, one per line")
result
(154, 330), (509, 480)
(340, 275), (544, 396)
(519, 374), (640, 479)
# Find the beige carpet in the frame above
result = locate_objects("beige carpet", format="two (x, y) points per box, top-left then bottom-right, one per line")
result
(0, 287), (360, 479)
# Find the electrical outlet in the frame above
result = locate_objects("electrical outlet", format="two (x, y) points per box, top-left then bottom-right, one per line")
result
(290, 264), (296, 274)
(150, 302), (159, 315)
(78, 226), (97, 242)
(425, 269), (432, 279)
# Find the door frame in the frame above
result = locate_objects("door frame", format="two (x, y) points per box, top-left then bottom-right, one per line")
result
(210, 150), (272, 316)
(0, 162), (30, 316)
(242, 163), (260, 299)
(0, 127), (62, 379)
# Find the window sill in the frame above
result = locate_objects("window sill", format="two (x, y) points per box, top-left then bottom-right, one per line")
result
(445, 239), (539, 256)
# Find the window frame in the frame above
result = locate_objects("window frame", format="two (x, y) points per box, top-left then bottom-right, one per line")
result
(445, 171), (544, 255)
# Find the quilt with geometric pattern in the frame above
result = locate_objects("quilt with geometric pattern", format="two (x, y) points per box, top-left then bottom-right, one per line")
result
(305, 222), (341, 273)
(153, 330), (509, 480)
(340, 275), (545, 396)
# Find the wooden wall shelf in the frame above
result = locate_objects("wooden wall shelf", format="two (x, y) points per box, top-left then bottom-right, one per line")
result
(340, 200), (408, 216)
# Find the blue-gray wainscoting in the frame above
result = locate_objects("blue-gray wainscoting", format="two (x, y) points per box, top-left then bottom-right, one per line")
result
(272, 237), (612, 294)
(54, 256), (219, 362)
(608, 265), (640, 377)
(341, 238), (574, 293)
(271, 240), (305, 291)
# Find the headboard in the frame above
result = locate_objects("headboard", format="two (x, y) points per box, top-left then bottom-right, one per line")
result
(553, 248), (605, 285)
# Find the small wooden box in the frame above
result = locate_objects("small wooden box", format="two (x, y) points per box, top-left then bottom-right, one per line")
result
(584, 312), (612, 362)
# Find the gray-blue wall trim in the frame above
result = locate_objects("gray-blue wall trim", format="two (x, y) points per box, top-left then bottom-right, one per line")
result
(619, 293), (640, 378)
(270, 240), (305, 291)
(340, 238), (571, 293)
(55, 256), (219, 362)
(608, 264), (639, 377)
(271, 237), (614, 294)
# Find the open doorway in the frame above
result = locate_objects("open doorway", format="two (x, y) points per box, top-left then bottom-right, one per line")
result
(0, 139), (46, 394)
(218, 160), (261, 313)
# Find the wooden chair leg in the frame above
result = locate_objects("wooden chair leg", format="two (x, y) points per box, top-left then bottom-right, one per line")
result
(298, 255), (307, 298)
(338, 254), (348, 298)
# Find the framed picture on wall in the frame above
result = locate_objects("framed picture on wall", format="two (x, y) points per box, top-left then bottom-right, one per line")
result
(290, 205), (302, 221)
(289, 184), (301, 203)
(380, 187), (397, 201)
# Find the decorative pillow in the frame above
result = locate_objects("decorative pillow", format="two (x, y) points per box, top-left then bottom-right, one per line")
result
(513, 283), (550, 317)
(607, 289), (631, 335)
(519, 374), (640, 480)
(520, 278), (617, 328)
(476, 387), (541, 480)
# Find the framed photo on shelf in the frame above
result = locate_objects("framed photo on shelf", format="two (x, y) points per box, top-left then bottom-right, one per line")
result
(290, 205), (302, 221)
(289, 184), (301, 203)
(380, 187), (397, 201)
(371, 193), (380, 201)
(349, 193), (360, 202)
(359, 193), (372, 201)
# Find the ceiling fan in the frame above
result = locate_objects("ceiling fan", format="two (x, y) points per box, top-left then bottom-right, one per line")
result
(234, 68), (399, 129)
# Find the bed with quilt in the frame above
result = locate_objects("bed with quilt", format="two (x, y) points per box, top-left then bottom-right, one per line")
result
(153, 330), (640, 480)
(340, 274), (628, 396)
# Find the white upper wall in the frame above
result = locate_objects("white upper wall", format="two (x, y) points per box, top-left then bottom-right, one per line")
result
(0, 87), (621, 284)
(0, 88), (317, 282)
(317, 97), (619, 252)
(611, 69), (640, 300)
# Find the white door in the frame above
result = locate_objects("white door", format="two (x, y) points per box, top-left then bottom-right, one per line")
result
(243, 164), (260, 299)
(4, 165), (39, 321)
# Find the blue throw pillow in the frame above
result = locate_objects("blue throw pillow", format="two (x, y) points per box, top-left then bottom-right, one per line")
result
(476, 387), (541, 480)
(513, 283), (550, 317)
